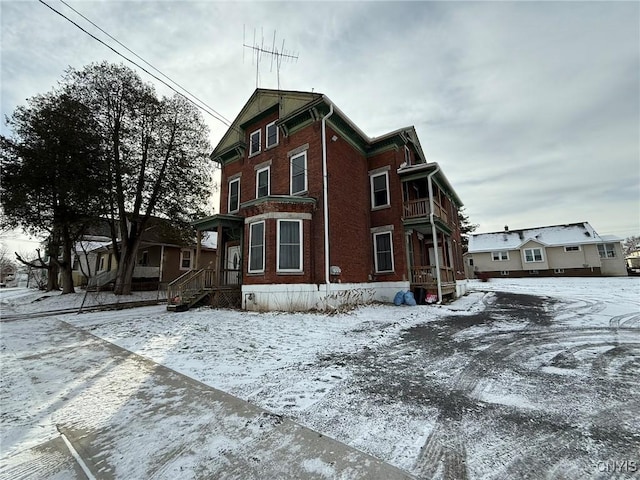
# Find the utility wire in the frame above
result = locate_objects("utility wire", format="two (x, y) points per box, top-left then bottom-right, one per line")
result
(38, 0), (232, 128)
(58, 0), (233, 126)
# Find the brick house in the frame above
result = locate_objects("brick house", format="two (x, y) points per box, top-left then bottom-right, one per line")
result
(187, 89), (466, 311)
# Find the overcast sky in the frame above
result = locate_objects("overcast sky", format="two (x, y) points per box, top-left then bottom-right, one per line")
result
(1, 1), (639, 255)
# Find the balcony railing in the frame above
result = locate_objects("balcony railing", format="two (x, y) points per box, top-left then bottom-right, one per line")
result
(403, 199), (448, 224)
(410, 266), (455, 285)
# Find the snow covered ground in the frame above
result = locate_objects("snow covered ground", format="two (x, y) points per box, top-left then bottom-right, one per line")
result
(1, 277), (639, 479)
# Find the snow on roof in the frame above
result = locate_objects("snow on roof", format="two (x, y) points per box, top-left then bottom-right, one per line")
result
(74, 240), (112, 254)
(468, 222), (622, 253)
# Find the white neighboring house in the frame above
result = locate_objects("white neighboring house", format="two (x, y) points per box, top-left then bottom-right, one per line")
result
(465, 222), (627, 278)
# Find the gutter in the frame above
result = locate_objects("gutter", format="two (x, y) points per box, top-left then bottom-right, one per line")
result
(321, 101), (334, 294)
(427, 165), (443, 303)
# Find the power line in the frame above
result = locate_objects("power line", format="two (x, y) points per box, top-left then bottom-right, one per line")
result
(58, 0), (233, 126)
(37, 0), (232, 128)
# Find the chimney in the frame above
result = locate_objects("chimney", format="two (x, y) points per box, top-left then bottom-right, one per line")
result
(504, 225), (509, 232)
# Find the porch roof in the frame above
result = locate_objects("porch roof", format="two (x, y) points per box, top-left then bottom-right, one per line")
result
(191, 214), (243, 231)
(397, 162), (463, 207)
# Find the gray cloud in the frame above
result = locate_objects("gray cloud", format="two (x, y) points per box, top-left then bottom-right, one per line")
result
(1, 0), (638, 241)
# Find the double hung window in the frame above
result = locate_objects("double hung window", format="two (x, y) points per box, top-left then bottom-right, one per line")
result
(277, 220), (302, 272)
(373, 231), (394, 273)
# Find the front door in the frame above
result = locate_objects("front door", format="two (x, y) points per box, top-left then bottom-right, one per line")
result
(225, 244), (241, 285)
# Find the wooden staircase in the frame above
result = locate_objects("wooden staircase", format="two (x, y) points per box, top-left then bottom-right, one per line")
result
(166, 269), (216, 311)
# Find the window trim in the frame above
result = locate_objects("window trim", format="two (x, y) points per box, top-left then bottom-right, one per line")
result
(290, 152), (308, 196)
(249, 129), (261, 156)
(228, 178), (240, 213)
(370, 171), (390, 210)
(277, 219), (303, 273)
(491, 251), (509, 261)
(373, 231), (395, 273)
(597, 243), (616, 259)
(564, 245), (581, 252)
(266, 121), (278, 149)
(248, 221), (265, 274)
(404, 146), (411, 165)
(523, 247), (544, 263)
(180, 249), (193, 270)
(256, 166), (270, 199)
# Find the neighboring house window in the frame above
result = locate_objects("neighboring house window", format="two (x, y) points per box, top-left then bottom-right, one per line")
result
(256, 166), (270, 198)
(501, 270), (509, 276)
(564, 245), (581, 252)
(248, 222), (265, 273)
(290, 152), (307, 195)
(373, 231), (394, 273)
(554, 268), (565, 274)
(228, 178), (240, 213)
(138, 250), (149, 266)
(524, 248), (543, 262)
(266, 121), (278, 149)
(370, 172), (390, 209)
(468, 258), (474, 266)
(492, 251), (509, 261)
(249, 129), (261, 156)
(99, 256), (106, 271)
(277, 220), (302, 272)
(597, 243), (616, 258)
(72, 255), (80, 271)
(180, 250), (192, 270)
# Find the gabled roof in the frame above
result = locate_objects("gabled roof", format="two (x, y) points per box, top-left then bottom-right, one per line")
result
(211, 88), (429, 164)
(468, 222), (622, 253)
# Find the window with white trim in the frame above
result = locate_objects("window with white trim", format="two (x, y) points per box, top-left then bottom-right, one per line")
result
(524, 248), (543, 263)
(373, 231), (394, 273)
(564, 245), (581, 252)
(256, 166), (270, 198)
(290, 152), (307, 195)
(597, 243), (616, 258)
(266, 121), (278, 149)
(228, 178), (240, 213)
(180, 250), (192, 270)
(249, 129), (261, 156)
(277, 220), (302, 272)
(492, 251), (509, 261)
(404, 146), (411, 165)
(248, 222), (265, 273)
(370, 172), (390, 209)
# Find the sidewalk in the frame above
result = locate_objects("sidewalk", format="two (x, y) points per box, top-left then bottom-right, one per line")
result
(0, 316), (414, 479)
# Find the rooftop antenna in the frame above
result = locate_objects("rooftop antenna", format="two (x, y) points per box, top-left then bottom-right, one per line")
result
(243, 25), (299, 90)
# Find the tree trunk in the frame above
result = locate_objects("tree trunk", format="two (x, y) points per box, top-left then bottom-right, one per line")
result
(47, 261), (60, 291)
(59, 224), (75, 294)
(113, 233), (142, 295)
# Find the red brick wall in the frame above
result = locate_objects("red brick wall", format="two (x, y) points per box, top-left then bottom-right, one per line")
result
(367, 149), (408, 282)
(325, 125), (371, 283)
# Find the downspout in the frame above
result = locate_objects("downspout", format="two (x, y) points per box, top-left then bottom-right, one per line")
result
(321, 102), (334, 296)
(427, 166), (443, 303)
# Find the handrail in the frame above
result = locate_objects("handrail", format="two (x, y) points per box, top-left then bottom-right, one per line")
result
(87, 270), (117, 288)
(403, 198), (448, 223)
(167, 269), (216, 306)
(410, 266), (455, 285)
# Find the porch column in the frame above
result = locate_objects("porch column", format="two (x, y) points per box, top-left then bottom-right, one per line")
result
(405, 230), (413, 283)
(196, 230), (202, 269)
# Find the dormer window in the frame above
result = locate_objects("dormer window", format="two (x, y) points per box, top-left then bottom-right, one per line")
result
(249, 129), (261, 156)
(266, 121), (278, 149)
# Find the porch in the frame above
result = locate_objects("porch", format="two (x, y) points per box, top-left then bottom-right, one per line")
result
(409, 266), (457, 297)
(166, 268), (241, 311)
(167, 213), (244, 311)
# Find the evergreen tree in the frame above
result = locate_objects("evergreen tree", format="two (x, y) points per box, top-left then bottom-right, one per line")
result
(458, 208), (479, 253)
(1, 92), (106, 293)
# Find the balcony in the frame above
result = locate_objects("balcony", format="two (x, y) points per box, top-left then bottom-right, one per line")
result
(403, 198), (448, 224)
(410, 266), (455, 286)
